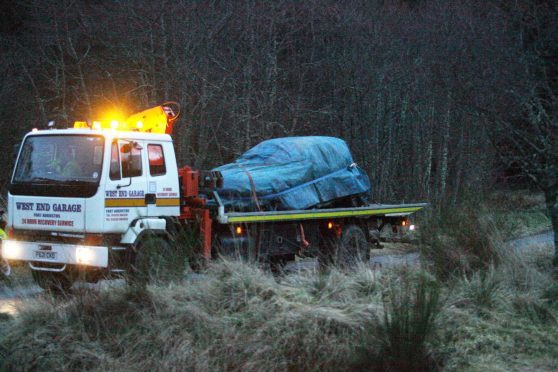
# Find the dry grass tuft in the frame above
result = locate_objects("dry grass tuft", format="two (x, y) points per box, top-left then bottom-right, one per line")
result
(419, 206), (504, 280)
(352, 269), (442, 371)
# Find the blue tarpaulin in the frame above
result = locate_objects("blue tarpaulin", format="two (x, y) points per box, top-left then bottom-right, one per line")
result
(213, 136), (371, 210)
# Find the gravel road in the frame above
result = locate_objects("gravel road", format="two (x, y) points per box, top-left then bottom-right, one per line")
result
(509, 231), (554, 251)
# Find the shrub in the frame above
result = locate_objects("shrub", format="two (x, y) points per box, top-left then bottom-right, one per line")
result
(513, 294), (556, 324)
(420, 205), (503, 280)
(353, 270), (442, 371)
(462, 266), (502, 310)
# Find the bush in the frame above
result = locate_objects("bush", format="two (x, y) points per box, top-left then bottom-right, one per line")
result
(353, 270), (442, 370)
(462, 266), (502, 310)
(420, 205), (503, 280)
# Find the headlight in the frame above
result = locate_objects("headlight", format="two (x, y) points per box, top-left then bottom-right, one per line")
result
(1, 240), (21, 260)
(76, 246), (96, 265)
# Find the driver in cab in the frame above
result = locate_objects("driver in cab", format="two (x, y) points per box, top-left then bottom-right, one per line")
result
(48, 147), (83, 177)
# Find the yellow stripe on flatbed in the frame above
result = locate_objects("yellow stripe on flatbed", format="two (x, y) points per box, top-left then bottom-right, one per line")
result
(224, 204), (427, 223)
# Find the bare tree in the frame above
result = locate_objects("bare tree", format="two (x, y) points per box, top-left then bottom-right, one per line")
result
(486, 1), (558, 269)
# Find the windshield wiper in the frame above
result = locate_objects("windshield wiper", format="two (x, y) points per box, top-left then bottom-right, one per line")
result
(59, 179), (96, 185)
(30, 177), (58, 183)
(24, 177), (95, 185)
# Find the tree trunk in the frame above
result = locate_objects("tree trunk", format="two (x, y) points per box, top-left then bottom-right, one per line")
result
(544, 188), (558, 273)
(439, 96), (451, 202)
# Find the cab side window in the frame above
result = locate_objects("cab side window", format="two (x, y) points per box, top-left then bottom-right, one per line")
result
(121, 143), (142, 178)
(148, 144), (166, 176)
(109, 141), (121, 180)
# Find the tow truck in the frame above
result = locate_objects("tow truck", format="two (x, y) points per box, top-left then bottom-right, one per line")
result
(1, 103), (426, 290)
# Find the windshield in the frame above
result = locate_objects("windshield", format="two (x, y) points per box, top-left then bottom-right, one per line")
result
(13, 135), (104, 184)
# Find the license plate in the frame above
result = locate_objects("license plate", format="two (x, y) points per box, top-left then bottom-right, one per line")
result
(34, 250), (57, 260)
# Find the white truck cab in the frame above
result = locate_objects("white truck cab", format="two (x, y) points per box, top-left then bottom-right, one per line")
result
(2, 127), (181, 288)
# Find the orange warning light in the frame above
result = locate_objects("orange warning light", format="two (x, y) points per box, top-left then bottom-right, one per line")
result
(73, 102), (180, 134)
(235, 226), (243, 235)
(327, 222), (334, 229)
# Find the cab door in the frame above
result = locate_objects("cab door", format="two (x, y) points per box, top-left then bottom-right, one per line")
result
(145, 142), (180, 217)
(103, 139), (148, 232)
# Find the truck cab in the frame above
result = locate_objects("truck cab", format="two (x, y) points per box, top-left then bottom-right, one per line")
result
(3, 127), (181, 289)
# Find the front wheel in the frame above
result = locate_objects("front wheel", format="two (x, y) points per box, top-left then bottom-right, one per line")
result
(128, 235), (185, 286)
(32, 270), (74, 293)
(1, 259), (10, 277)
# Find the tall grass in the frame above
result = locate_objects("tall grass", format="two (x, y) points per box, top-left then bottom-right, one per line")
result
(2, 199), (558, 370)
(353, 269), (442, 370)
(129, 226), (198, 286)
(462, 266), (502, 310)
(0, 261), (384, 370)
(0, 260), (445, 370)
(419, 205), (504, 280)
(437, 241), (558, 370)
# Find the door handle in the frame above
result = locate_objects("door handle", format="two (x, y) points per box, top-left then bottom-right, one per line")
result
(145, 193), (156, 205)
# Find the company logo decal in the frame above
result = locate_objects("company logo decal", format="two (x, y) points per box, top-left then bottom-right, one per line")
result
(15, 201), (82, 227)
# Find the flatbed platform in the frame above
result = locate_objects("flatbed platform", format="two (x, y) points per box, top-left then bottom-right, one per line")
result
(218, 203), (428, 224)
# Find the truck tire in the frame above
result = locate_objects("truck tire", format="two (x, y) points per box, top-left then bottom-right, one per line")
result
(32, 271), (73, 293)
(318, 225), (369, 270)
(317, 236), (336, 270)
(268, 253), (296, 274)
(1, 259), (10, 277)
(337, 225), (370, 268)
(129, 235), (182, 286)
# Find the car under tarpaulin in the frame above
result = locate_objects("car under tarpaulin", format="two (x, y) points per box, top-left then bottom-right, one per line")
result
(213, 136), (371, 211)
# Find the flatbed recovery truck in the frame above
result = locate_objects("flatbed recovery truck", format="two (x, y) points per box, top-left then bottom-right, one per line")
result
(1, 103), (426, 290)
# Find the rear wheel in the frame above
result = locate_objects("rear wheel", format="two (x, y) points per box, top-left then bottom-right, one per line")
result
(318, 224), (369, 270)
(268, 254), (296, 274)
(337, 225), (370, 268)
(32, 271), (73, 293)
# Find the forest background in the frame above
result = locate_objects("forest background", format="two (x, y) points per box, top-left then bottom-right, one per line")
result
(0, 0), (556, 209)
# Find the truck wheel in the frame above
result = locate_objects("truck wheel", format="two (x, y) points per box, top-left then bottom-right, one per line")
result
(32, 271), (73, 293)
(1, 259), (10, 277)
(317, 237), (336, 270)
(268, 254), (296, 274)
(129, 236), (180, 286)
(336, 225), (370, 269)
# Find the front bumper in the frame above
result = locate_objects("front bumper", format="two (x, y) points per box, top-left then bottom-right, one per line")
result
(1, 240), (108, 268)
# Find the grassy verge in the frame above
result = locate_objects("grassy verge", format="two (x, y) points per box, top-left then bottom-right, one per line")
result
(0, 245), (557, 370)
(485, 189), (551, 239)
(0, 190), (556, 370)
